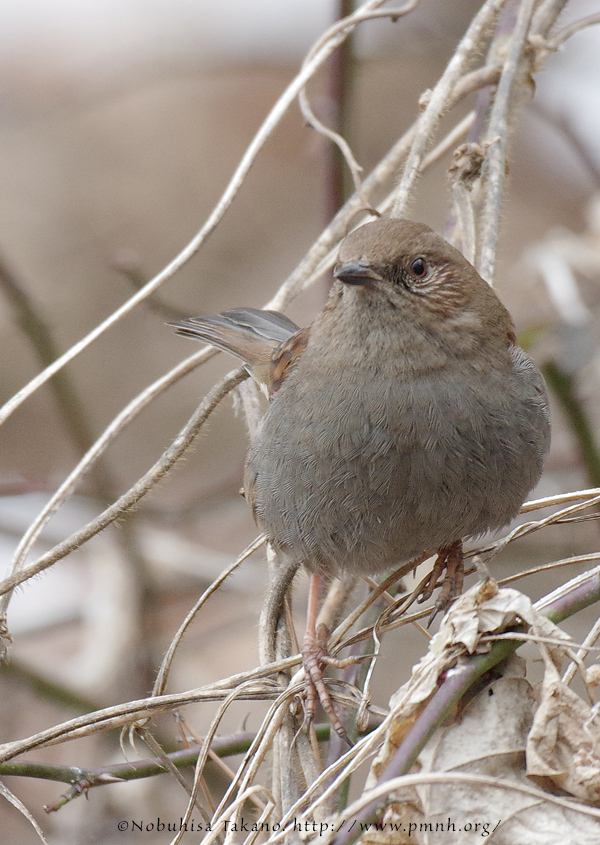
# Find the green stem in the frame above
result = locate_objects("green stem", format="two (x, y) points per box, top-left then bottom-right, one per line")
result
(543, 360), (600, 487)
(2, 659), (101, 715)
(0, 725), (334, 813)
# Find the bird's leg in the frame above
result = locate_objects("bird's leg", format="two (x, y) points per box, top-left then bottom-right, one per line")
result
(302, 574), (339, 736)
(301, 573), (356, 741)
(418, 539), (464, 611)
(435, 540), (464, 610)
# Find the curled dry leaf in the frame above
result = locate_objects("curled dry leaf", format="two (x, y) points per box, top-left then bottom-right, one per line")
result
(585, 665), (600, 687)
(363, 581), (600, 843)
(527, 646), (600, 804)
(412, 657), (600, 845)
(369, 578), (571, 782)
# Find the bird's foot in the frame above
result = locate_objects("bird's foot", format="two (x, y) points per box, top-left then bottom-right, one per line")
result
(301, 623), (359, 742)
(418, 540), (464, 622)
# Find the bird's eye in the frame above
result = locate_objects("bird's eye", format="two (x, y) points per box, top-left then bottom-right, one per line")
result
(410, 257), (428, 279)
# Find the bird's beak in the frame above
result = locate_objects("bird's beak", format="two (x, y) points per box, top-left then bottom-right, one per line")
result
(333, 260), (383, 286)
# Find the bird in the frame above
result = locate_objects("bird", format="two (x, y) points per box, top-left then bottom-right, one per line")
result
(171, 217), (551, 738)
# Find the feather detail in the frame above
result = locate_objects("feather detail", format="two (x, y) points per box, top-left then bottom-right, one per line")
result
(170, 308), (301, 393)
(269, 327), (310, 396)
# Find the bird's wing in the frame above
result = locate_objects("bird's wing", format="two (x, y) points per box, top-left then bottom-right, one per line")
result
(170, 308), (305, 395)
(222, 308), (300, 342)
(269, 326), (310, 396)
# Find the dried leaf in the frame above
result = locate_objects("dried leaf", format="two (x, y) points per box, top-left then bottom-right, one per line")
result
(369, 580), (570, 781)
(527, 647), (600, 804)
(414, 659), (600, 844)
(363, 583), (600, 843)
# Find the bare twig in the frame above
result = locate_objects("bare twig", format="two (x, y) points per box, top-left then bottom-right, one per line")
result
(530, 0), (573, 39)
(326, 565), (600, 845)
(391, 0), (507, 218)
(478, 0), (538, 282)
(268, 62), (510, 312)
(548, 11), (600, 48)
(153, 535), (266, 698)
(0, 367), (247, 603)
(0, 0), (387, 428)
(562, 614), (600, 686)
(300, 1), (422, 213)
(329, 771), (600, 845)
(0, 656), (301, 764)
(3, 1), (597, 837)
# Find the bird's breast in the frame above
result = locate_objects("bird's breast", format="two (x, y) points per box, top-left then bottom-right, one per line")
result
(245, 353), (549, 575)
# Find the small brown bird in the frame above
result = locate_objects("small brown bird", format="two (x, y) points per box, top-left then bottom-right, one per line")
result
(172, 218), (550, 737)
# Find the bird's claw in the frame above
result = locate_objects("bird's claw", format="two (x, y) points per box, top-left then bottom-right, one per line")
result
(418, 540), (464, 624)
(301, 624), (354, 742)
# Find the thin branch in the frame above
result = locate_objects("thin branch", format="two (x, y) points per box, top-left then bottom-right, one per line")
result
(562, 614), (600, 687)
(329, 771), (600, 845)
(390, 0), (507, 218)
(301, 1), (422, 214)
(208, 689), (298, 840)
(324, 0), (359, 216)
(548, 11), (600, 48)
(0, 0), (386, 428)
(0, 256), (100, 467)
(478, 0), (538, 282)
(499, 553), (600, 586)
(0, 660), (298, 764)
(178, 680), (282, 842)
(521, 487), (600, 513)
(0, 731), (255, 789)
(530, 0), (573, 39)
(303, 1), (419, 64)
(327, 565), (600, 845)
(269, 75), (494, 313)
(138, 728), (211, 824)
(0, 367), (247, 601)
(0, 782), (48, 845)
(0, 257), (162, 692)
(152, 535), (266, 697)
(299, 87), (370, 211)
(113, 254), (188, 320)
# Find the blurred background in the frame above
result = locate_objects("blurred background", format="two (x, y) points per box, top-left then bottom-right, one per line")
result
(1, 1), (600, 842)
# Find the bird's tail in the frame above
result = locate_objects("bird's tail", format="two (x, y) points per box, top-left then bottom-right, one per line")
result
(170, 308), (299, 387)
